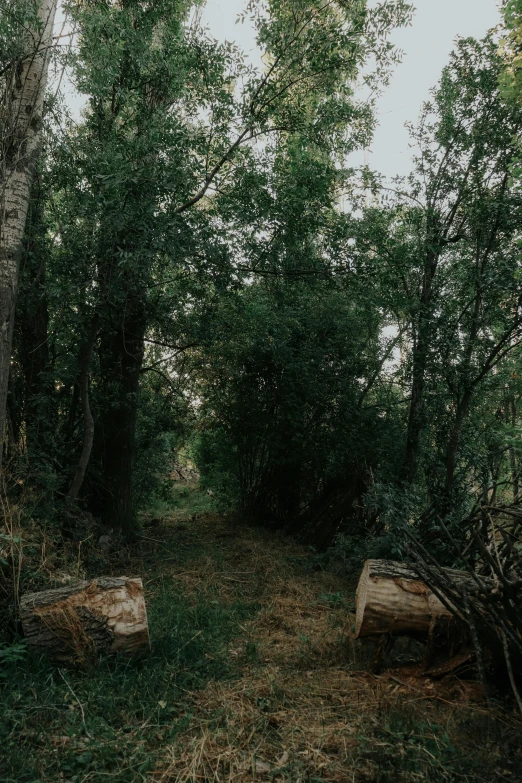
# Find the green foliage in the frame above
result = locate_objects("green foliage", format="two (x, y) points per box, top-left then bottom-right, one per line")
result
(133, 371), (191, 507)
(5, 0), (521, 568)
(193, 276), (401, 525)
(0, 641), (27, 676)
(338, 35), (522, 557)
(0, 532), (21, 568)
(500, 0), (522, 104)
(3, 3), (522, 777)
(145, 481), (218, 518)
(0, 0), (40, 73)
(356, 714), (463, 782)
(7, 0), (412, 532)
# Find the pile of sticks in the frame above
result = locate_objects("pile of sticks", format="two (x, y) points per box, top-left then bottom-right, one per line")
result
(406, 500), (522, 711)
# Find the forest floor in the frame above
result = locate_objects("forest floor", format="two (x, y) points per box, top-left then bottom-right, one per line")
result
(1, 492), (522, 782)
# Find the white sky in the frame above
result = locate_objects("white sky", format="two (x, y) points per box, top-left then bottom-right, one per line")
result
(202, 0), (503, 179)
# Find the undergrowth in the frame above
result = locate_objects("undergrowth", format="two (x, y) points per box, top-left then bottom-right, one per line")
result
(0, 532), (258, 782)
(1, 491), (521, 782)
(144, 481), (219, 520)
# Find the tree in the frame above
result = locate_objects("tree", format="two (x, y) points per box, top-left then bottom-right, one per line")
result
(0, 0), (57, 468)
(500, 0), (522, 104)
(371, 38), (522, 511)
(39, 0), (411, 531)
(190, 121), (407, 546)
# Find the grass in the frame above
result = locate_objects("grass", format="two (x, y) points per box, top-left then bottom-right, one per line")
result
(0, 587), (258, 782)
(144, 480), (219, 520)
(1, 490), (521, 782)
(0, 502), (258, 783)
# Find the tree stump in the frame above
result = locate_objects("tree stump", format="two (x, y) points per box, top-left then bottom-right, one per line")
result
(355, 560), (474, 674)
(20, 577), (149, 666)
(354, 559), (470, 639)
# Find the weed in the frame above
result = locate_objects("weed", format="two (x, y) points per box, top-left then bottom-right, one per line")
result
(145, 482), (218, 519)
(0, 640), (27, 676)
(246, 639), (259, 662)
(354, 706), (521, 783)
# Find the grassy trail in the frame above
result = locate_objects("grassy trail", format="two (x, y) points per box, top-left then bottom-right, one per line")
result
(1, 506), (521, 782)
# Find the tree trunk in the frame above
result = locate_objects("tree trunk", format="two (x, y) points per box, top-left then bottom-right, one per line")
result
(509, 397), (519, 501)
(403, 244), (440, 484)
(21, 259), (51, 450)
(17, 191), (54, 464)
(355, 559), (472, 639)
(0, 0), (57, 467)
(93, 301), (146, 532)
(67, 313), (100, 502)
(20, 576), (149, 666)
(444, 389), (472, 495)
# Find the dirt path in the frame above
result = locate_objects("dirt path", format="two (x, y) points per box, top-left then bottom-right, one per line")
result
(2, 507), (521, 783)
(142, 512), (522, 783)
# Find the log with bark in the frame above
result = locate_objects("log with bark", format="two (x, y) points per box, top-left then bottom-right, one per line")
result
(355, 560), (476, 674)
(355, 560), (457, 639)
(20, 577), (149, 666)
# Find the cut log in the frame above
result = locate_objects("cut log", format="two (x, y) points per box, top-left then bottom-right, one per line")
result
(355, 559), (470, 639)
(20, 577), (149, 666)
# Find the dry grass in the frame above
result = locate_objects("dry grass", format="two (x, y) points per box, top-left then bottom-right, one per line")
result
(3, 500), (521, 782)
(145, 514), (522, 783)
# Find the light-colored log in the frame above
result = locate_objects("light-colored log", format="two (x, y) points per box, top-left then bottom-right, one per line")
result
(20, 577), (149, 666)
(354, 559), (468, 639)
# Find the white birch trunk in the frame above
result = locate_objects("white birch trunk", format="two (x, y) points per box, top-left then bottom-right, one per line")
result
(0, 0), (57, 463)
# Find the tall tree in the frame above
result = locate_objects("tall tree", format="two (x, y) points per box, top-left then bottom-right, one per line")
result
(394, 37), (522, 493)
(51, 0), (410, 531)
(0, 0), (57, 467)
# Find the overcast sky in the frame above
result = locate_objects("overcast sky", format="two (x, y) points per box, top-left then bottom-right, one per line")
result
(202, 0), (503, 179)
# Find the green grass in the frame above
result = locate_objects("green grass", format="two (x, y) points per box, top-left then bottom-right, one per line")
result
(145, 482), (219, 519)
(354, 705), (521, 783)
(0, 581), (257, 782)
(2, 494), (521, 783)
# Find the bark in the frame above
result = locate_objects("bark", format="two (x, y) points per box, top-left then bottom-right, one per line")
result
(17, 203), (53, 461)
(21, 266), (50, 443)
(355, 559), (473, 639)
(63, 380), (80, 441)
(5, 388), (18, 460)
(403, 243), (440, 484)
(93, 300), (146, 532)
(509, 397), (519, 501)
(67, 314), (100, 502)
(0, 0), (57, 467)
(20, 576), (149, 666)
(444, 388), (472, 495)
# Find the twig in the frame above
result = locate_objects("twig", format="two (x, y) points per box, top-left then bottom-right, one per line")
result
(501, 629), (522, 716)
(59, 669), (92, 738)
(463, 588), (488, 701)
